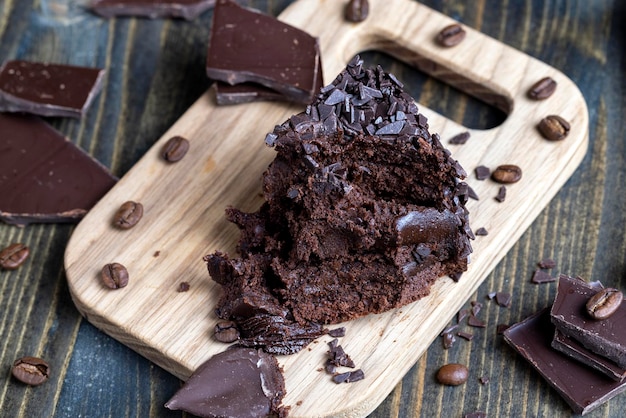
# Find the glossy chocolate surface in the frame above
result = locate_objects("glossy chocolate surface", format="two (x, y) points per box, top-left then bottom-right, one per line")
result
(0, 60), (104, 118)
(0, 114), (117, 226)
(504, 309), (626, 415)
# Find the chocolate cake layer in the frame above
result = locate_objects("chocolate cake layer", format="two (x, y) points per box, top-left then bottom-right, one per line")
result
(504, 308), (626, 415)
(206, 57), (472, 352)
(0, 113), (117, 226)
(0, 60), (104, 118)
(206, 0), (321, 104)
(165, 347), (286, 418)
(551, 275), (626, 368)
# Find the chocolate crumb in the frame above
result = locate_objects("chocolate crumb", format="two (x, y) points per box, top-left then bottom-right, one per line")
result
(457, 331), (474, 341)
(328, 340), (355, 368)
(487, 291), (497, 300)
(475, 227), (488, 236)
(449, 272), (463, 282)
(449, 131), (470, 145)
(479, 376), (490, 385)
(538, 258), (557, 269)
(467, 186), (479, 200)
(495, 292), (512, 308)
(328, 327), (346, 338)
(531, 269), (556, 284)
(178, 282), (190, 292)
(468, 316), (486, 328)
(153, 251), (161, 257)
(474, 165), (490, 180)
(495, 185), (507, 202)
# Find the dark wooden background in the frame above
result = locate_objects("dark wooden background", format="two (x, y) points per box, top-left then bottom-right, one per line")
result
(0, 0), (624, 416)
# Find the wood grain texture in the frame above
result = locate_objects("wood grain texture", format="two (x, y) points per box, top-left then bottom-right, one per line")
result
(0, 0), (624, 417)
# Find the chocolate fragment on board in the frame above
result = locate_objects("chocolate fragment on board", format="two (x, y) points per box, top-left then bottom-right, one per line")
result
(206, 0), (321, 104)
(495, 185), (507, 202)
(89, 0), (215, 20)
(504, 308), (626, 415)
(165, 347), (286, 417)
(538, 258), (557, 269)
(474, 165), (490, 180)
(0, 114), (117, 226)
(448, 131), (470, 145)
(531, 269), (555, 284)
(0, 60), (104, 118)
(475, 227), (488, 236)
(551, 275), (626, 368)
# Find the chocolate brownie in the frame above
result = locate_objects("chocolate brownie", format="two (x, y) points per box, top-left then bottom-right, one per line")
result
(206, 57), (473, 352)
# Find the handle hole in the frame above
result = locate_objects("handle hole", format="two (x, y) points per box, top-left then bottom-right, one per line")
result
(357, 51), (508, 131)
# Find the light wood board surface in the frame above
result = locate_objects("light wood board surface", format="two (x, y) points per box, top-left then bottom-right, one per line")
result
(64, 0), (588, 416)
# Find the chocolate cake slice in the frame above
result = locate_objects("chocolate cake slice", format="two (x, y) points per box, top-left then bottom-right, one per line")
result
(206, 57), (472, 353)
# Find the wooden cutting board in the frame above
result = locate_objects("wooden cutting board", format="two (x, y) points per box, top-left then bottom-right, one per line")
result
(64, 0), (588, 416)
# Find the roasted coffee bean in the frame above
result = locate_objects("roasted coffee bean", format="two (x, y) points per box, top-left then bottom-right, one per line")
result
(528, 77), (557, 100)
(586, 288), (623, 320)
(436, 363), (469, 385)
(538, 115), (570, 141)
(12, 356), (50, 386)
(437, 23), (466, 47)
(214, 320), (240, 343)
(344, 0), (369, 22)
(101, 263), (129, 289)
(0, 243), (29, 270)
(112, 201), (143, 229)
(491, 164), (522, 184)
(161, 135), (190, 162)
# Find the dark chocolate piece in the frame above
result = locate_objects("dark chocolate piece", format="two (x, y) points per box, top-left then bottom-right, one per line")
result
(448, 131), (470, 145)
(495, 185), (507, 202)
(538, 258), (557, 269)
(474, 165), (490, 180)
(468, 315), (486, 328)
(495, 292), (512, 308)
(552, 328), (626, 382)
(206, 0), (321, 104)
(531, 269), (556, 284)
(457, 331), (473, 341)
(89, 0), (215, 20)
(504, 308), (626, 415)
(0, 114), (117, 226)
(551, 275), (626, 368)
(475, 227), (488, 236)
(165, 347), (286, 417)
(0, 60), (104, 118)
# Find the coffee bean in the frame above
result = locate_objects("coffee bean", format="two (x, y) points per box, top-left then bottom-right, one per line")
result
(12, 356), (50, 386)
(538, 115), (570, 141)
(437, 23), (466, 47)
(528, 77), (557, 100)
(214, 320), (240, 343)
(586, 288), (623, 320)
(161, 136), (190, 162)
(344, 0), (369, 22)
(0, 243), (30, 270)
(101, 263), (129, 289)
(436, 363), (469, 385)
(112, 201), (143, 229)
(491, 164), (522, 184)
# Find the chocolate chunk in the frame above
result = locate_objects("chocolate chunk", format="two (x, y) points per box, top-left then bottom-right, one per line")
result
(538, 258), (557, 269)
(328, 339), (355, 368)
(89, 0), (215, 20)
(332, 369), (365, 384)
(448, 131), (470, 145)
(0, 60), (104, 118)
(327, 327), (346, 338)
(206, 0), (321, 104)
(0, 114), (117, 226)
(531, 269), (555, 284)
(457, 331), (474, 341)
(495, 185), (507, 202)
(495, 292), (512, 308)
(474, 165), (490, 180)
(165, 347), (286, 417)
(551, 275), (626, 368)
(475, 227), (488, 236)
(504, 309), (626, 415)
(468, 315), (486, 328)
(467, 185), (479, 200)
(552, 328), (626, 382)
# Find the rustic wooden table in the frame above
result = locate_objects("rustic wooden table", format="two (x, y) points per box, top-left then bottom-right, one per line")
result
(0, 0), (624, 417)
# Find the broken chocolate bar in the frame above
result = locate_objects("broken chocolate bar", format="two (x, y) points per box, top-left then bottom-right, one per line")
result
(0, 60), (104, 118)
(165, 347), (286, 417)
(0, 113), (117, 226)
(552, 328), (626, 382)
(504, 308), (626, 415)
(89, 0), (215, 20)
(206, 0), (321, 104)
(551, 275), (626, 368)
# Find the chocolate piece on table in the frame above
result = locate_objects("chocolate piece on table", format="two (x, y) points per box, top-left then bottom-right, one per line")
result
(89, 0), (215, 20)
(0, 60), (104, 118)
(165, 347), (286, 417)
(206, 0), (321, 104)
(0, 114), (117, 226)
(504, 308), (626, 415)
(531, 269), (555, 284)
(551, 274), (626, 368)
(538, 258), (557, 269)
(552, 328), (626, 382)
